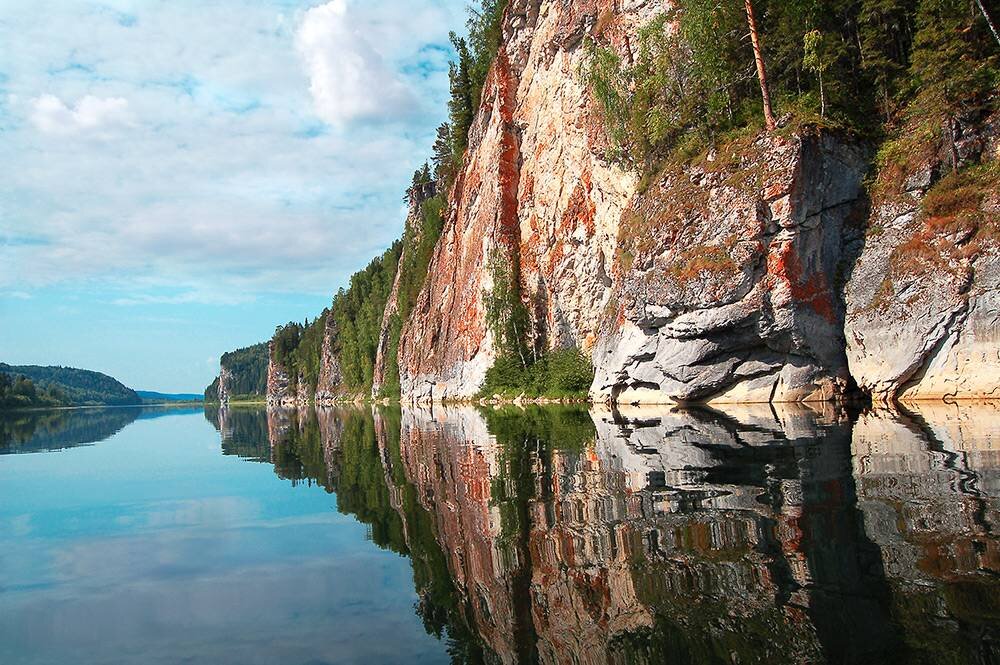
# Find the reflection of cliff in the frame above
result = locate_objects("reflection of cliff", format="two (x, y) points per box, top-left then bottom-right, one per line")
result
(205, 405), (271, 462)
(398, 404), (904, 664)
(203, 403), (1000, 664)
(853, 403), (1000, 662)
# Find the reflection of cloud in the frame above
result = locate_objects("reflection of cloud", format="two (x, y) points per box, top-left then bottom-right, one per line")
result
(6, 514), (32, 537)
(142, 497), (260, 529)
(2, 531), (444, 664)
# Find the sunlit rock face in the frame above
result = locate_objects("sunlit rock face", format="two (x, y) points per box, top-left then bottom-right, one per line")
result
(314, 317), (346, 405)
(592, 132), (868, 405)
(397, 1), (656, 402)
(216, 365), (233, 404)
(394, 2), (876, 405)
(265, 341), (301, 407)
(844, 114), (1000, 403)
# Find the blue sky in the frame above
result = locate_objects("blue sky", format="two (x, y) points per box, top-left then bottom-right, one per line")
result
(0, 0), (466, 392)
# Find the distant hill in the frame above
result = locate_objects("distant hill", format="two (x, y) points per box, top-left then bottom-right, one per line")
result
(205, 342), (268, 402)
(137, 391), (203, 403)
(0, 364), (142, 408)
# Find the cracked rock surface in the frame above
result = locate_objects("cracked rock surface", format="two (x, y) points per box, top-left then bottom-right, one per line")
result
(592, 131), (868, 404)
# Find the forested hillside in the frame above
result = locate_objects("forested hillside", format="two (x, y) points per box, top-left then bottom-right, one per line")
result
(0, 364), (142, 408)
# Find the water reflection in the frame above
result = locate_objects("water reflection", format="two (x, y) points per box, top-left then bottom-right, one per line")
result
(202, 402), (999, 664)
(1, 405), (200, 454)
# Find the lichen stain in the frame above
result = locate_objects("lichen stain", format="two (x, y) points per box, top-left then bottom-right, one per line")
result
(767, 241), (837, 323)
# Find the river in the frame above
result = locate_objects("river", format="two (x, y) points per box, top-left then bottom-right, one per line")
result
(1, 402), (997, 664)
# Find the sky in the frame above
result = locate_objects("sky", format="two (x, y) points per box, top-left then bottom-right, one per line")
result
(0, 0), (467, 393)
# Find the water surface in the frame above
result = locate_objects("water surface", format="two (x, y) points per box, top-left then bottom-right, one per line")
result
(1, 402), (998, 664)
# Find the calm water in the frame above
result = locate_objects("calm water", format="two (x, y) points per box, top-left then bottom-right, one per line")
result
(1, 403), (998, 664)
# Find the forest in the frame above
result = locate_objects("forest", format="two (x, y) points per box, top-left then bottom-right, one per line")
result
(0, 364), (142, 409)
(204, 342), (270, 402)
(271, 242), (401, 397)
(582, 0), (998, 174)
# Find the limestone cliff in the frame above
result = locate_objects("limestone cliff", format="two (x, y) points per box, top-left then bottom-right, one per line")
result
(248, 1), (998, 406)
(314, 314), (347, 404)
(397, 0), (653, 402)
(395, 1), (873, 405)
(845, 114), (1000, 403)
(593, 130), (867, 404)
(217, 365), (233, 404)
(393, 2), (995, 405)
(265, 342), (303, 407)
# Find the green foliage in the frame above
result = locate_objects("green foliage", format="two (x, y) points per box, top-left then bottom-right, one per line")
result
(0, 363), (141, 409)
(269, 244), (400, 399)
(204, 376), (220, 402)
(219, 342), (268, 398)
(331, 244), (401, 393)
(480, 348), (594, 399)
(380, 194), (447, 398)
(906, 0), (999, 122)
(582, 13), (697, 169)
(271, 314), (326, 394)
(483, 246), (531, 366)
(869, 0), (998, 201)
(441, 1), (509, 183)
(582, 0), (998, 173)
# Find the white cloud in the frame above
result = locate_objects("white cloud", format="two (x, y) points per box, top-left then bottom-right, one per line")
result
(296, 0), (417, 126)
(31, 94), (133, 135)
(0, 0), (464, 303)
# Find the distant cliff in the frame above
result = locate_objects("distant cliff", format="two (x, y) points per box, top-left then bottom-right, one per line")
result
(204, 342), (267, 403)
(215, 0), (998, 406)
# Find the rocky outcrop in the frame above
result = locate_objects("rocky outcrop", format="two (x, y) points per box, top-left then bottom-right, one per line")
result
(397, 0), (653, 402)
(371, 189), (432, 399)
(217, 365), (233, 404)
(592, 130), (867, 404)
(314, 315), (347, 404)
(266, 342), (303, 407)
(844, 114), (1000, 403)
(361, 3), (997, 406)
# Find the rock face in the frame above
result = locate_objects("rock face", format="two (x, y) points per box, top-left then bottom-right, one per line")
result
(392, 2), (886, 406)
(266, 342), (302, 407)
(314, 315), (346, 405)
(372, 190), (430, 399)
(217, 365), (233, 404)
(311, 2), (998, 406)
(844, 115), (1000, 403)
(397, 0), (653, 402)
(592, 131), (868, 404)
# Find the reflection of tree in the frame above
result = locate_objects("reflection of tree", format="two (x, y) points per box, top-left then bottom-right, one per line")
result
(217, 405), (488, 661)
(1, 406), (191, 454)
(204, 403), (1000, 665)
(205, 405), (271, 462)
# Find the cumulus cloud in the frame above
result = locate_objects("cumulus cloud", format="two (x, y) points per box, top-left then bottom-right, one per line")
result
(1, 0), (462, 301)
(296, 0), (417, 126)
(31, 94), (133, 135)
